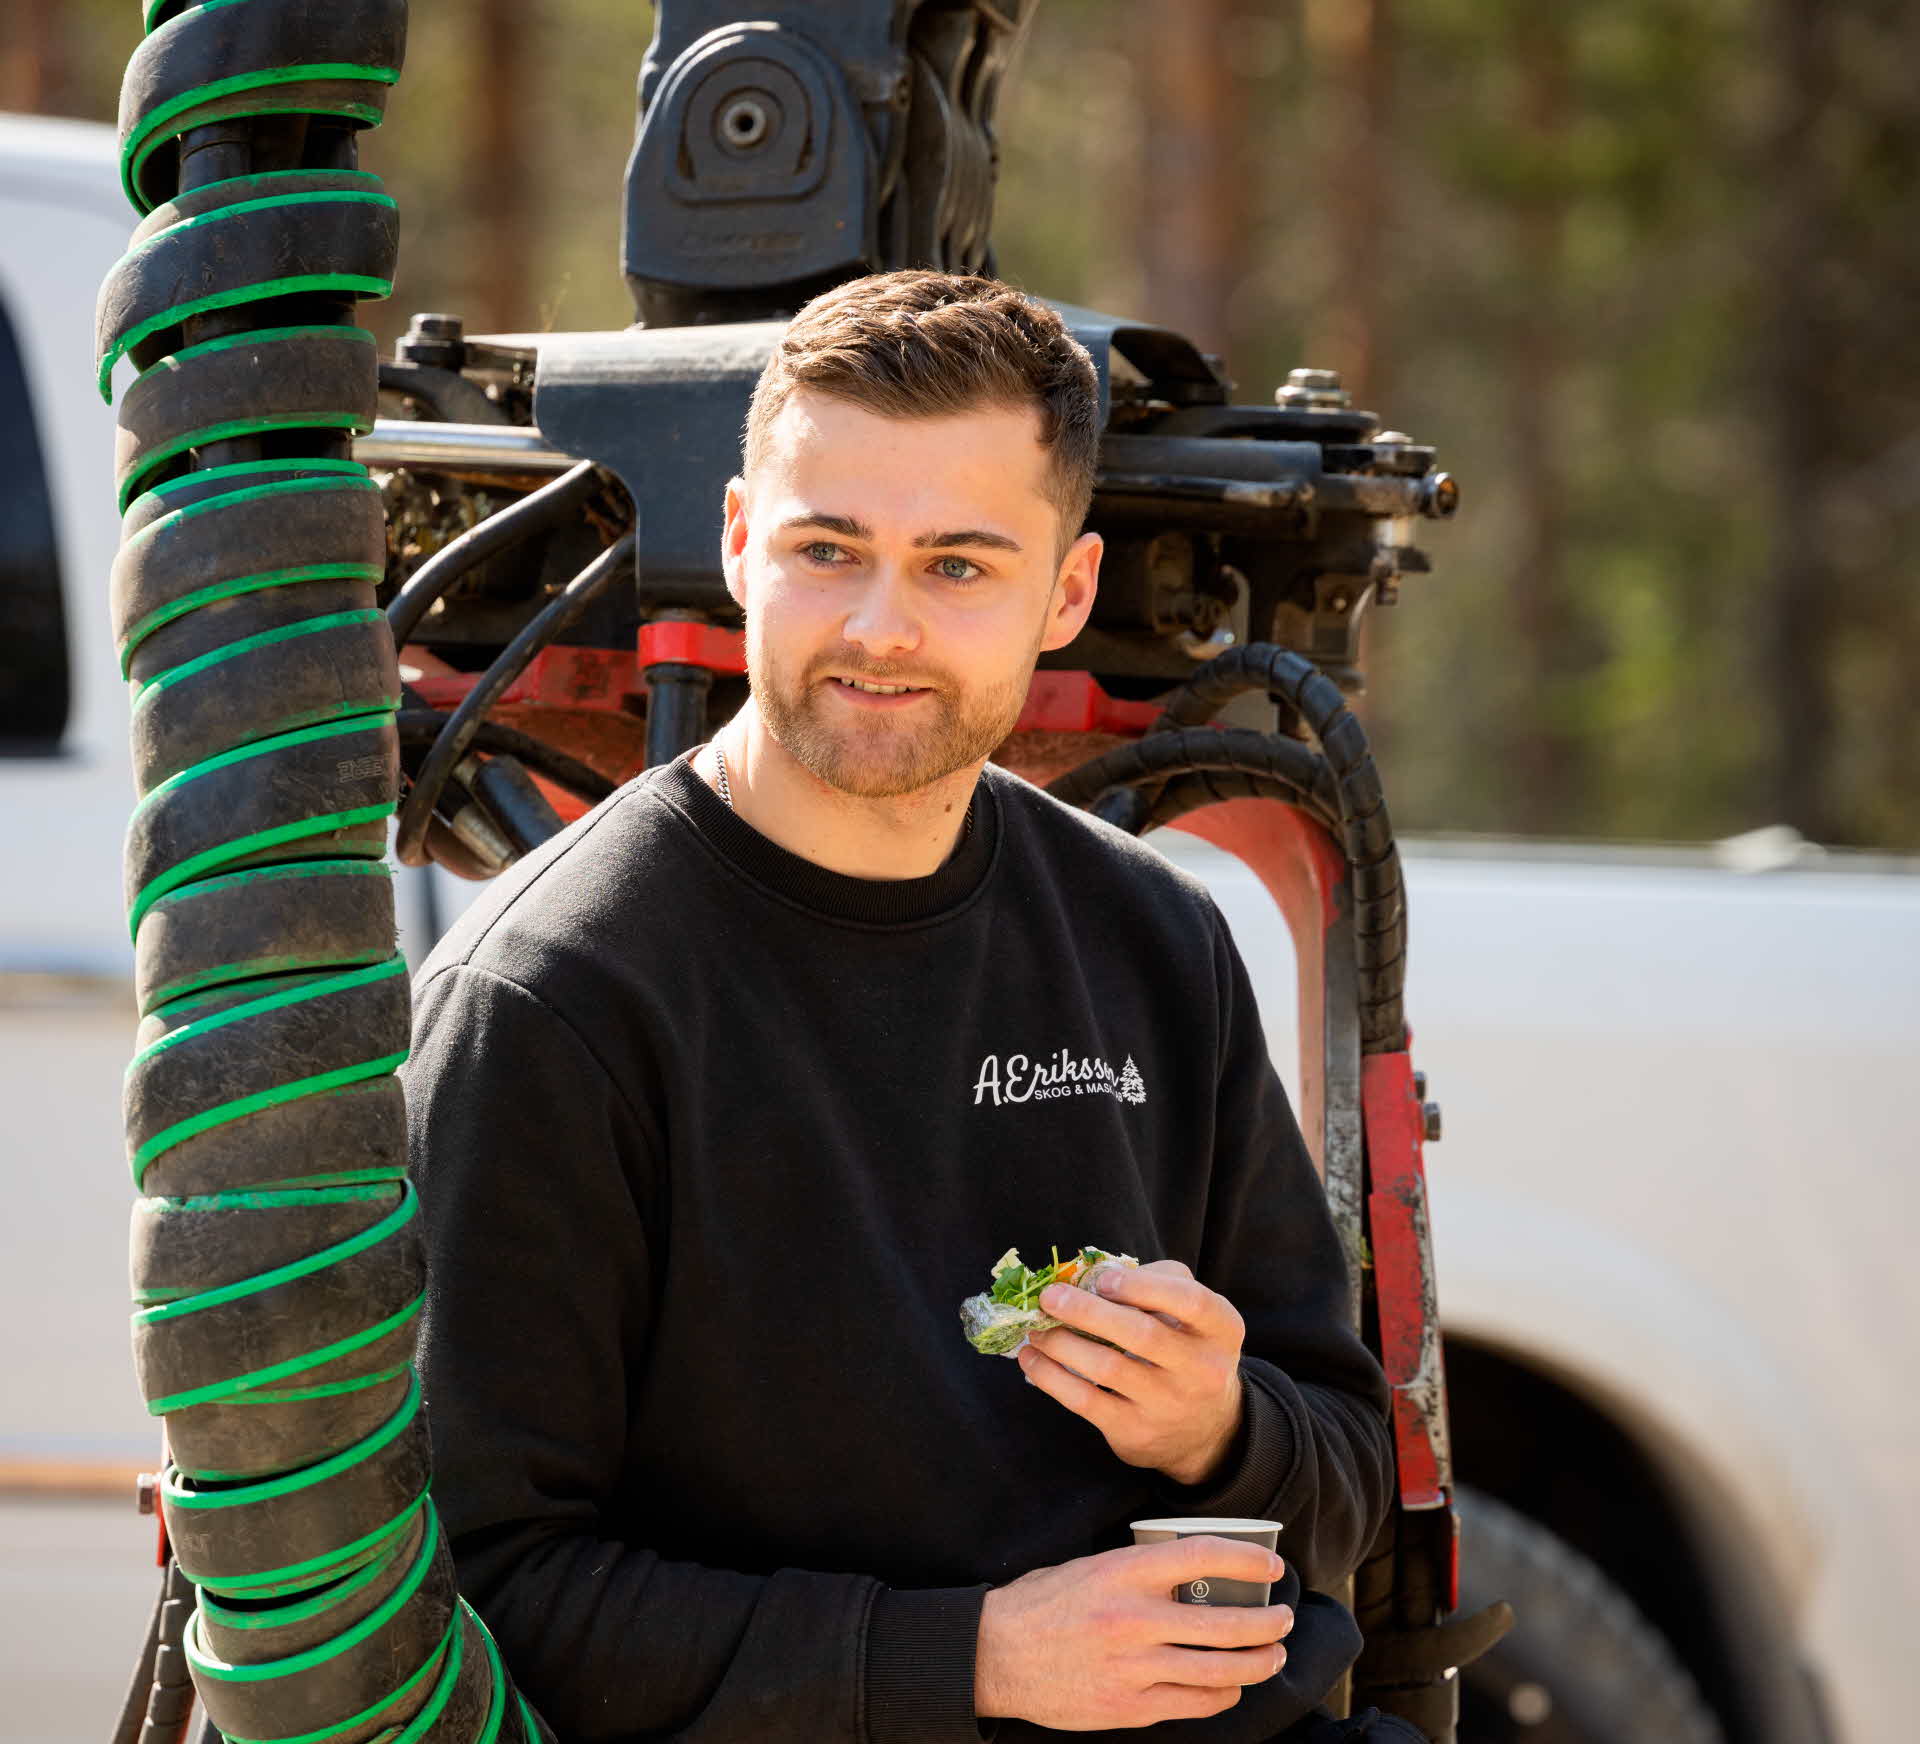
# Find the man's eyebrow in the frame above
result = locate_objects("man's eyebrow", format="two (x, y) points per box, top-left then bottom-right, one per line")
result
(778, 512), (1023, 555)
(910, 527), (1023, 553)
(780, 512), (876, 541)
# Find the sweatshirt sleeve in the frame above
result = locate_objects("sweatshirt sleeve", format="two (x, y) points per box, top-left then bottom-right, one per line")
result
(403, 962), (993, 1744)
(1145, 903), (1395, 1593)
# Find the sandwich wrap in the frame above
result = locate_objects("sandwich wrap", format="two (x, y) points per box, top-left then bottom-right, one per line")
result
(960, 1244), (1140, 1357)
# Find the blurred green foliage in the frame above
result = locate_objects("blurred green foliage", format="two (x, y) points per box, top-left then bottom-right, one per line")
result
(25, 0), (1920, 848)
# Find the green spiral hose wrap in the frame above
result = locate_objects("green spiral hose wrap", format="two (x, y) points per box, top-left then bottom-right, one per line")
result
(99, 3), (552, 1738)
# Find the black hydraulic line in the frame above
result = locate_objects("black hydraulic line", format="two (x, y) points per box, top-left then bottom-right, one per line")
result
(1043, 725), (1341, 828)
(1128, 770), (1411, 1022)
(1055, 737), (1382, 964)
(470, 756), (569, 854)
(137, 1559), (198, 1744)
(421, 767), (519, 879)
(1174, 646), (1405, 1051)
(1089, 788), (1148, 831)
(378, 359), (509, 426)
(393, 532), (637, 865)
(642, 662), (715, 768)
(1151, 640), (1357, 734)
(385, 458), (602, 647)
(1045, 645), (1408, 1053)
(395, 709), (618, 806)
(1140, 768), (1336, 834)
(110, 1565), (168, 1744)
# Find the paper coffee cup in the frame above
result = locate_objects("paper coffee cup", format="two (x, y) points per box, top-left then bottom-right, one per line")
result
(1130, 1516), (1284, 1607)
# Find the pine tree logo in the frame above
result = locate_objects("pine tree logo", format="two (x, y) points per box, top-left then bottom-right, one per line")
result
(1117, 1056), (1147, 1105)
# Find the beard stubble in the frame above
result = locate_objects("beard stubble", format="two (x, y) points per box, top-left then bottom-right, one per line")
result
(750, 628), (1044, 800)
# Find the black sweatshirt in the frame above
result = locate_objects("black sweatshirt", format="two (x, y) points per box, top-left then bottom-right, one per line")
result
(400, 750), (1394, 1744)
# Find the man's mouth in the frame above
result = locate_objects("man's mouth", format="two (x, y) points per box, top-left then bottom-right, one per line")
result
(829, 676), (931, 697)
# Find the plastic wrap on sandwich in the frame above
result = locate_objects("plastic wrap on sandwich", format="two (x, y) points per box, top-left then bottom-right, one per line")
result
(960, 1245), (1140, 1357)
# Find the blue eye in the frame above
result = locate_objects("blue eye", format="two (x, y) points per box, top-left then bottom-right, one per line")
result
(801, 541), (844, 565)
(934, 555), (981, 582)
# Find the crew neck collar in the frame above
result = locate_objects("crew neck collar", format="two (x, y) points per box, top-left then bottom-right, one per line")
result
(652, 750), (1001, 926)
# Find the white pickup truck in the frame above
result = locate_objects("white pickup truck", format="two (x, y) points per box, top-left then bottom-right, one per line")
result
(3, 111), (1912, 1744)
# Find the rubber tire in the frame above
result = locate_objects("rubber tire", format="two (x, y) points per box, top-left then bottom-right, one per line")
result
(1454, 1485), (1724, 1744)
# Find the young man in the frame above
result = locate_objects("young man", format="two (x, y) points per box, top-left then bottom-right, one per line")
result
(401, 271), (1412, 1742)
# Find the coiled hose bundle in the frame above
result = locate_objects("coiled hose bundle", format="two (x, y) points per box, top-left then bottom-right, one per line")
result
(1045, 643), (1408, 1055)
(98, 3), (551, 1739)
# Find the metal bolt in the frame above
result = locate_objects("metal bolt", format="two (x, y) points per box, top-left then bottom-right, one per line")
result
(1277, 367), (1351, 410)
(1423, 1102), (1443, 1143)
(397, 312), (467, 370)
(1326, 591), (1351, 613)
(1421, 473), (1461, 519)
(1413, 1071), (1427, 1099)
(719, 95), (772, 149)
(136, 1472), (158, 1515)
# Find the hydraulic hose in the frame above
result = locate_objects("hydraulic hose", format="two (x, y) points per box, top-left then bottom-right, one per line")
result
(384, 459), (603, 647)
(99, 3), (553, 1739)
(110, 1570), (166, 1744)
(1045, 645), (1407, 1053)
(393, 712), (617, 809)
(1042, 725), (1342, 831)
(391, 532), (637, 866)
(1138, 769), (1335, 834)
(384, 464), (629, 865)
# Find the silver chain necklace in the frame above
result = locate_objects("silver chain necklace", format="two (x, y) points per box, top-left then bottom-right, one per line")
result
(713, 742), (974, 841)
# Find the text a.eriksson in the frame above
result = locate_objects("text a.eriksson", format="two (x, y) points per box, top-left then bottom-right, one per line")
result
(972, 1048), (1147, 1107)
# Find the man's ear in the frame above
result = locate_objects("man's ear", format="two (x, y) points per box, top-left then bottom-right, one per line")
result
(1039, 530), (1102, 654)
(721, 476), (750, 610)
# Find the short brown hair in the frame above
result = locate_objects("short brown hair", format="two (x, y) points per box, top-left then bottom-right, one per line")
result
(742, 270), (1101, 546)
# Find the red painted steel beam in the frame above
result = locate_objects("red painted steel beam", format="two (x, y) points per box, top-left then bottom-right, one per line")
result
(1362, 1047), (1450, 1509)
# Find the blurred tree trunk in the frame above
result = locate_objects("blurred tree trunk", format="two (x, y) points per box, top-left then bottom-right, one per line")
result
(1760, 0), (1838, 840)
(1306, 0), (1396, 748)
(470, 0), (535, 331)
(1135, 0), (1244, 360)
(1306, 0), (1391, 405)
(2, 0), (63, 114)
(1506, 5), (1573, 834)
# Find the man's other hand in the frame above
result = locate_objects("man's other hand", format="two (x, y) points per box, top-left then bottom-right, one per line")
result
(1019, 1259), (1245, 1486)
(974, 1537), (1294, 1729)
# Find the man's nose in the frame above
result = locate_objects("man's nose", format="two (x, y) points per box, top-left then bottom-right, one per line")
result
(840, 567), (923, 659)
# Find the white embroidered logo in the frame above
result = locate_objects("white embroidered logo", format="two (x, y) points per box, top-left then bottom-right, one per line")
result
(972, 1047), (1148, 1107)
